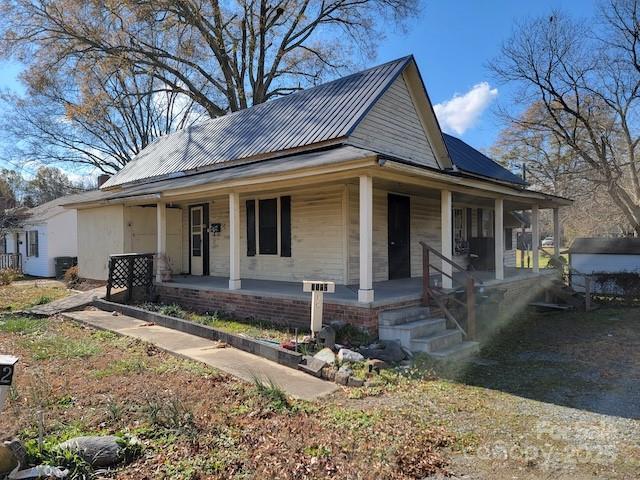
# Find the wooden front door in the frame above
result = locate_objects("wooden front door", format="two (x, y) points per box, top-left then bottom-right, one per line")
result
(388, 194), (411, 279)
(189, 205), (209, 276)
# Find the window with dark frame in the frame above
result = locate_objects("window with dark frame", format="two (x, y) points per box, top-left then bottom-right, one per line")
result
(258, 198), (278, 255)
(505, 228), (513, 250)
(28, 230), (38, 257)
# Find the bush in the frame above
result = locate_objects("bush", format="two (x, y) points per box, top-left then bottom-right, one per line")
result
(63, 266), (80, 288)
(0, 268), (20, 286)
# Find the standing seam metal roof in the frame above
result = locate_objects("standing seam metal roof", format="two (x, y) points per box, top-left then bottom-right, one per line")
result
(103, 57), (411, 188)
(443, 133), (526, 185)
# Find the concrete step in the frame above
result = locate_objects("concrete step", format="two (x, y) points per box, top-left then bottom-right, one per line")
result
(428, 341), (480, 362)
(379, 318), (447, 349)
(379, 306), (432, 326)
(411, 329), (463, 353)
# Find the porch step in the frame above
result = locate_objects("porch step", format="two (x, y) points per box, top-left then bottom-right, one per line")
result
(379, 306), (432, 326)
(379, 318), (447, 349)
(428, 341), (480, 362)
(411, 330), (463, 353)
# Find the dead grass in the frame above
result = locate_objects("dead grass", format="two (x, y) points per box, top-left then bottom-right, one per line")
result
(2, 308), (638, 479)
(0, 282), (70, 312)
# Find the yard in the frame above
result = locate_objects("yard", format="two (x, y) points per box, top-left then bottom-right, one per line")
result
(515, 248), (569, 269)
(1, 284), (639, 479)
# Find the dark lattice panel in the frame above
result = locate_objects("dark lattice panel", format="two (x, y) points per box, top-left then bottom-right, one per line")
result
(106, 253), (154, 302)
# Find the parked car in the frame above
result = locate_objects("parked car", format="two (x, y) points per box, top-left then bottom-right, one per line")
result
(542, 237), (554, 247)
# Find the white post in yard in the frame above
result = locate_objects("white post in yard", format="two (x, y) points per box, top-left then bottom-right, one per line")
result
(441, 190), (453, 289)
(358, 175), (374, 303)
(553, 207), (561, 257)
(532, 204), (540, 273)
(229, 192), (241, 290)
(156, 201), (167, 283)
(0, 355), (18, 412)
(303, 281), (335, 336)
(494, 198), (504, 280)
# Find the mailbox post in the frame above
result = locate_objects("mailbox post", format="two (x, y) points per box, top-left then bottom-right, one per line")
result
(303, 281), (335, 337)
(0, 355), (18, 412)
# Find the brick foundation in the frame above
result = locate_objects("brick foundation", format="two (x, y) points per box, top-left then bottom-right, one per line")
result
(155, 285), (421, 334)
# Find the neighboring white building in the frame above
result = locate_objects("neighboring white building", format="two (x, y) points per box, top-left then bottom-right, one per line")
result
(570, 237), (640, 274)
(1, 192), (95, 277)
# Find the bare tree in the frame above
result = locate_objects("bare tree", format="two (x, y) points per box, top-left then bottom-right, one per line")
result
(1, 0), (418, 118)
(490, 1), (640, 234)
(1, 65), (200, 174)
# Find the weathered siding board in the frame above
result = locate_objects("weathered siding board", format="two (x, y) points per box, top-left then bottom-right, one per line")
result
(78, 205), (125, 280)
(349, 75), (438, 169)
(504, 228), (518, 268)
(410, 195), (441, 277)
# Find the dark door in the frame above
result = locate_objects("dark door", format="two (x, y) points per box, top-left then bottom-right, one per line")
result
(388, 194), (411, 279)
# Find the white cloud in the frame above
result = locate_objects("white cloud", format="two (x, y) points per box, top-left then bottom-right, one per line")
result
(433, 82), (498, 135)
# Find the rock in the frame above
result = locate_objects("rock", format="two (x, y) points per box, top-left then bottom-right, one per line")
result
(317, 326), (336, 349)
(320, 365), (336, 382)
(58, 435), (124, 468)
(347, 376), (365, 387)
(337, 348), (364, 363)
(366, 359), (388, 374)
(313, 347), (336, 365)
(0, 444), (19, 475)
(298, 356), (327, 377)
(335, 365), (353, 385)
(111, 311), (119, 316)
(4, 439), (25, 468)
(360, 340), (407, 363)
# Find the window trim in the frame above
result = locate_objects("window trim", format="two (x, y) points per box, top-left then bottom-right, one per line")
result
(27, 230), (39, 258)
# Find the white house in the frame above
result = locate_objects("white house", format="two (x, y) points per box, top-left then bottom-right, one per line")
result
(1, 191), (95, 277)
(62, 56), (571, 355)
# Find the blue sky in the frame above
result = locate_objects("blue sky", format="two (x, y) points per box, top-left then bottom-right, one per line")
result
(0, 0), (597, 174)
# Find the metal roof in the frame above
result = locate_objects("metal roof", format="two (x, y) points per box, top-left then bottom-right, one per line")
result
(63, 146), (377, 206)
(103, 57), (411, 188)
(570, 237), (640, 255)
(443, 133), (526, 186)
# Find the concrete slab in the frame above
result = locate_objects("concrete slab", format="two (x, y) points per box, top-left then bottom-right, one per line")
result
(63, 310), (338, 401)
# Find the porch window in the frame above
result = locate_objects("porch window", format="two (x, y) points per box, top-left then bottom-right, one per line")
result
(453, 208), (468, 255)
(27, 230), (39, 257)
(505, 228), (513, 250)
(258, 198), (278, 254)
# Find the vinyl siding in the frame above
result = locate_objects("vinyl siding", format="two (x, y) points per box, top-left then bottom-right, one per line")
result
(78, 205), (125, 280)
(184, 187), (345, 283)
(349, 74), (439, 169)
(348, 186), (441, 283)
(21, 224), (51, 277)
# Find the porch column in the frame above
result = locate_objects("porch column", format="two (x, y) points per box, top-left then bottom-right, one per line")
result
(441, 190), (453, 289)
(229, 192), (241, 290)
(553, 207), (561, 257)
(358, 174), (374, 303)
(494, 198), (504, 280)
(156, 201), (167, 283)
(532, 204), (540, 273)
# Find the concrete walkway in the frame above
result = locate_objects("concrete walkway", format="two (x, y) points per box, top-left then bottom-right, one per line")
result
(62, 310), (338, 401)
(29, 287), (106, 316)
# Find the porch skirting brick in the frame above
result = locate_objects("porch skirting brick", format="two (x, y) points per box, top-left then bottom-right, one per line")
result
(154, 285), (421, 333)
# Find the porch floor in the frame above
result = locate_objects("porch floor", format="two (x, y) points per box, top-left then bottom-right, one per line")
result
(161, 268), (552, 307)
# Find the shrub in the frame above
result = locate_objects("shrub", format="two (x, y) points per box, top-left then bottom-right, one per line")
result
(0, 268), (20, 286)
(63, 266), (80, 288)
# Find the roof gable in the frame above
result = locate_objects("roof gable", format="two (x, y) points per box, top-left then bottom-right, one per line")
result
(348, 73), (440, 169)
(103, 57), (411, 188)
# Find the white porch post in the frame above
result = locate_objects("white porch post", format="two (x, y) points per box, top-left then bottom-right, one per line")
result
(441, 190), (453, 289)
(229, 192), (242, 290)
(494, 198), (504, 280)
(553, 207), (561, 257)
(358, 175), (374, 303)
(156, 201), (167, 283)
(532, 204), (540, 273)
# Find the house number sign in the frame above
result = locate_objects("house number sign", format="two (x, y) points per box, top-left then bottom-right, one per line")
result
(0, 355), (18, 412)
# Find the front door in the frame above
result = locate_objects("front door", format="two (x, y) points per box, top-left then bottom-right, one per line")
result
(388, 194), (411, 279)
(189, 205), (205, 275)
